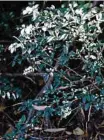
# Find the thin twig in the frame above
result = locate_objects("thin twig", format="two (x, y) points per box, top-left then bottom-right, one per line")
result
(25, 76), (36, 85)
(88, 105), (92, 122)
(86, 105), (92, 134)
(0, 40), (13, 44)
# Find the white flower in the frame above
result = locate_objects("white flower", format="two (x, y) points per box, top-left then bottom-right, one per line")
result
(42, 26), (47, 32)
(25, 24), (32, 34)
(100, 4), (104, 7)
(26, 6), (33, 14)
(33, 4), (39, 9)
(73, 2), (78, 8)
(35, 60), (41, 65)
(75, 8), (83, 15)
(23, 6), (33, 15)
(90, 55), (96, 60)
(33, 9), (39, 20)
(44, 22), (50, 28)
(85, 55), (88, 59)
(22, 24), (25, 28)
(23, 66), (34, 75)
(42, 22), (55, 32)
(85, 55), (96, 60)
(28, 49), (32, 54)
(61, 107), (71, 118)
(50, 72), (53, 77)
(9, 43), (22, 53)
(9, 44), (16, 53)
(46, 68), (50, 72)
(21, 28), (25, 36)
(23, 10), (27, 15)
(79, 38), (84, 42)
(9, 43), (18, 53)
(51, 5), (55, 9)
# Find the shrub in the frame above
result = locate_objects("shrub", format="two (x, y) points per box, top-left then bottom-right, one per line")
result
(1, 1), (104, 139)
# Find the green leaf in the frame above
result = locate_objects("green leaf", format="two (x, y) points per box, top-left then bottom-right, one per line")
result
(44, 107), (54, 118)
(47, 36), (54, 43)
(82, 96), (86, 104)
(85, 103), (90, 111)
(90, 95), (95, 102)
(95, 76), (102, 85)
(86, 94), (91, 102)
(12, 61), (16, 67)
(101, 89), (104, 95)
(19, 115), (26, 124)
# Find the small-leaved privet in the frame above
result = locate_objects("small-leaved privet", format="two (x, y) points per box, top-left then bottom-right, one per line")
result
(3, 1), (104, 139)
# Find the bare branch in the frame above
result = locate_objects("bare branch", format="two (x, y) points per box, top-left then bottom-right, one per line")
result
(0, 72), (46, 77)
(35, 57), (59, 98)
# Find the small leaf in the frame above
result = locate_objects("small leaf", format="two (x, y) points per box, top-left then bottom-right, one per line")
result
(85, 103), (90, 111)
(19, 115), (26, 123)
(82, 96), (86, 104)
(101, 89), (104, 95)
(59, 34), (67, 40)
(95, 76), (102, 85)
(86, 95), (91, 102)
(47, 36), (54, 43)
(12, 61), (16, 67)
(6, 92), (10, 99)
(66, 131), (72, 135)
(73, 127), (84, 135)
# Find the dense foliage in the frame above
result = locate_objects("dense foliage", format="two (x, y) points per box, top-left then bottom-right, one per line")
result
(0, 1), (104, 139)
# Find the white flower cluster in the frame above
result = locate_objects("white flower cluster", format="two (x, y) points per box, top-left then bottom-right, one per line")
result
(85, 55), (96, 60)
(61, 106), (71, 118)
(9, 43), (22, 53)
(42, 22), (56, 32)
(21, 24), (33, 36)
(23, 66), (34, 75)
(22, 4), (39, 20)
(46, 68), (54, 73)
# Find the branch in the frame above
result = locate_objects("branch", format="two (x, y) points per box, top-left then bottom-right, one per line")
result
(0, 40), (13, 44)
(0, 72), (46, 85)
(35, 58), (59, 98)
(0, 72), (46, 77)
